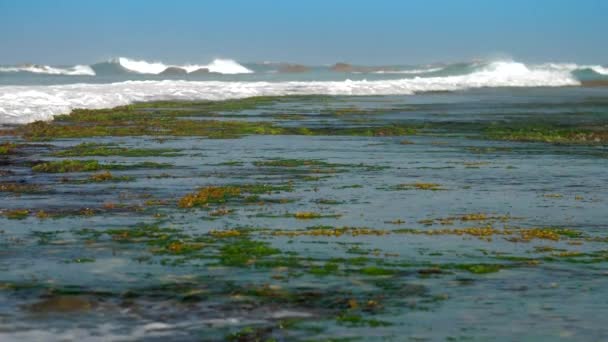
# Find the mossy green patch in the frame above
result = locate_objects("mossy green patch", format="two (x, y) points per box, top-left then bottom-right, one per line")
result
(32, 160), (171, 173)
(309, 262), (340, 276)
(4, 209), (30, 220)
(486, 125), (608, 145)
(336, 313), (393, 327)
(219, 238), (280, 266)
(0, 183), (43, 193)
(0, 142), (18, 155)
(32, 160), (102, 173)
(390, 182), (444, 191)
(454, 263), (504, 274)
(179, 183), (292, 208)
(53, 142), (181, 157)
(359, 266), (396, 276)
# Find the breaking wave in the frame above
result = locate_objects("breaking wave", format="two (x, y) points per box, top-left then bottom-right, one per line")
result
(113, 57), (253, 74)
(0, 64), (95, 76)
(0, 60), (584, 124)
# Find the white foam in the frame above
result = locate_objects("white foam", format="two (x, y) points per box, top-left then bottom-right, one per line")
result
(116, 57), (253, 75)
(0, 64), (95, 76)
(116, 57), (169, 74)
(203, 59), (253, 74)
(0, 60), (580, 124)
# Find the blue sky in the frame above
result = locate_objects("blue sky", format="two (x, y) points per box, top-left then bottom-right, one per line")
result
(1, 0), (607, 65)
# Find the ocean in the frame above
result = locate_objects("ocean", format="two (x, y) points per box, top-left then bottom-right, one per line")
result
(1, 57), (608, 341)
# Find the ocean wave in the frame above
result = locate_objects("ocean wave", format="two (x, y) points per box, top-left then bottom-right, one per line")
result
(114, 57), (253, 74)
(0, 64), (95, 76)
(373, 67), (444, 74)
(0, 60), (580, 124)
(539, 63), (608, 75)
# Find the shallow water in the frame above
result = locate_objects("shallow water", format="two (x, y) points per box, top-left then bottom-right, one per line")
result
(1, 88), (607, 341)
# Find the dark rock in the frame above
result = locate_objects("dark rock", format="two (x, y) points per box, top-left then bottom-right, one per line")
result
(189, 68), (211, 75)
(159, 67), (187, 76)
(278, 64), (310, 73)
(330, 63), (353, 72)
(330, 62), (398, 73)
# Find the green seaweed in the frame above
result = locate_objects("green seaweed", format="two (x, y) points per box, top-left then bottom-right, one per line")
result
(32, 160), (171, 173)
(219, 238), (281, 266)
(53, 142), (181, 157)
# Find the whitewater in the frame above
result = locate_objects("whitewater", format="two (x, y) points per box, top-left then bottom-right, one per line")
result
(1, 57), (607, 124)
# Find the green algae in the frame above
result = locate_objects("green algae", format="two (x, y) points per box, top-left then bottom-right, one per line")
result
(0, 182), (43, 193)
(53, 142), (181, 157)
(454, 263), (504, 274)
(218, 238), (281, 266)
(254, 159), (343, 168)
(32, 160), (172, 173)
(32, 159), (102, 173)
(314, 199), (344, 205)
(226, 326), (275, 342)
(358, 266), (397, 276)
(0, 142), (18, 155)
(216, 160), (245, 166)
(486, 125), (608, 145)
(86, 171), (134, 183)
(390, 182), (445, 191)
(336, 313), (393, 327)
(15, 97), (417, 141)
(4, 209), (30, 220)
(294, 211), (341, 219)
(309, 262), (340, 276)
(179, 183), (293, 208)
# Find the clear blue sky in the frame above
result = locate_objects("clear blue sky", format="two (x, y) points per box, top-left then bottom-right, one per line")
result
(1, 0), (606, 65)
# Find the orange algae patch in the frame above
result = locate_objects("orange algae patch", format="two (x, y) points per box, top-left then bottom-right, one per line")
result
(395, 225), (565, 242)
(271, 227), (389, 238)
(89, 171), (114, 182)
(209, 229), (242, 238)
(412, 182), (443, 191)
(419, 213), (513, 226)
(393, 182), (444, 191)
(294, 211), (323, 219)
(460, 213), (488, 221)
(178, 186), (242, 208)
(35, 210), (50, 219)
(162, 241), (204, 254)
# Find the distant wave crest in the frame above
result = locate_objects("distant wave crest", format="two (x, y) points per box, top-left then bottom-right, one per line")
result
(1, 58), (606, 78)
(0, 64), (95, 76)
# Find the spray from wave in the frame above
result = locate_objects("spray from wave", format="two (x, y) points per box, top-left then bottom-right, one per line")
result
(113, 57), (254, 75)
